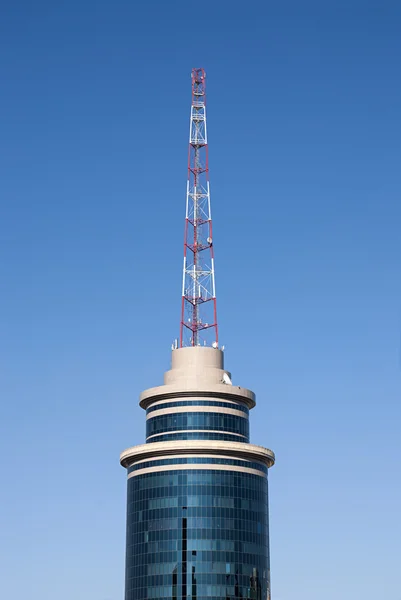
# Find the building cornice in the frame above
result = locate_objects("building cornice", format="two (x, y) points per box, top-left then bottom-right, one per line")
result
(139, 386), (256, 410)
(120, 440), (275, 469)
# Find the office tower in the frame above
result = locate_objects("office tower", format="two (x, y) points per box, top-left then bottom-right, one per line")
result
(121, 69), (275, 600)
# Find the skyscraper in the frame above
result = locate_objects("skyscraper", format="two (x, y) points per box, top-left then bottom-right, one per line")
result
(120, 69), (275, 600)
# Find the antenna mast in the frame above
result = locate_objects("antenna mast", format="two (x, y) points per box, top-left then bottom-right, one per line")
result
(180, 68), (218, 348)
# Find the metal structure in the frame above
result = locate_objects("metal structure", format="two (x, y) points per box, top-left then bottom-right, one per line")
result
(180, 68), (218, 348)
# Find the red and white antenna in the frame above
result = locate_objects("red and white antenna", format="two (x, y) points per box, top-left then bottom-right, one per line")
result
(180, 68), (218, 348)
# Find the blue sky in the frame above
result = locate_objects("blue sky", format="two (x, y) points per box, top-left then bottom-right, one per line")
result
(1, 1), (400, 599)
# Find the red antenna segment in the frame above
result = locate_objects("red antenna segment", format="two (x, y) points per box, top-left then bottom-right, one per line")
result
(180, 68), (218, 348)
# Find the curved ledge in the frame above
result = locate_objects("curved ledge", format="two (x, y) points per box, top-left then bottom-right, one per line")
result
(139, 386), (256, 410)
(120, 440), (275, 469)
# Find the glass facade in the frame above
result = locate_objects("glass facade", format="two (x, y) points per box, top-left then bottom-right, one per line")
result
(127, 458), (267, 475)
(122, 348), (273, 600)
(146, 401), (249, 416)
(146, 412), (250, 441)
(126, 468), (269, 600)
(146, 432), (247, 443)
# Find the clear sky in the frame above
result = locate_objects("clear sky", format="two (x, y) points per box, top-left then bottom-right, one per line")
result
(1, 1), (400, 599)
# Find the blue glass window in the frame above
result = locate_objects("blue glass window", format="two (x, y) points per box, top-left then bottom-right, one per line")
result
(146, 431), (246, 444)
(146, 412), (249, 440)
(127, 457), (267, 475)
(147, 400), (249, 416)
(125, 469), (270, 600)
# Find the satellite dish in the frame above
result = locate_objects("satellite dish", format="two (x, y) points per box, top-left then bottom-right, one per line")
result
(212, 341), (218, 349)
(222, 372), (232, 385)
